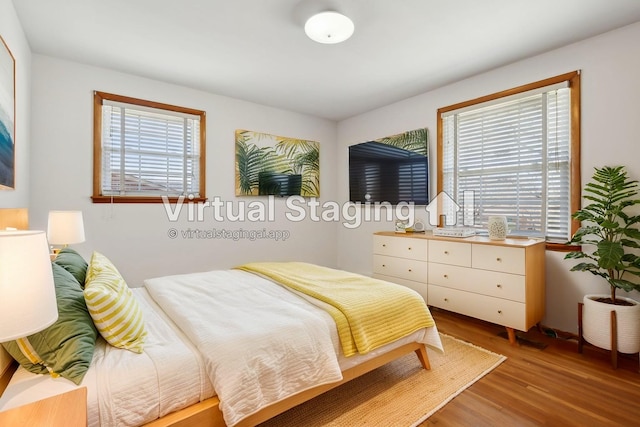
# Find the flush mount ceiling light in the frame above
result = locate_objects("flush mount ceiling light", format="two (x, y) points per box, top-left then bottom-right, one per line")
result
(305, 11), (354, 44)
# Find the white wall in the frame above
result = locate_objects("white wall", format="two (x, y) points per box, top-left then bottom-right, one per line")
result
(336, 21), (640, 334)
(28, 55), (339, 285)
(0, 0), (31, 208)
(23, 16), (640, 333)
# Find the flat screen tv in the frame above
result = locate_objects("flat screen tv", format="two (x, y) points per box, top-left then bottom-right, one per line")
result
(349, 140), (429, 205)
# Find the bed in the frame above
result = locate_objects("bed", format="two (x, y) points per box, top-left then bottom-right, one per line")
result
(0, 209), (443, 427)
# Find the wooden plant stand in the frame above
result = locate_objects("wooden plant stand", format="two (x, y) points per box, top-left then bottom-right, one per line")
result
(578, 302), (640, 372)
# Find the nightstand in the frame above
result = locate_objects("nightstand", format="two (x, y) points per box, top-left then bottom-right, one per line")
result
(0, 387), (87, 426)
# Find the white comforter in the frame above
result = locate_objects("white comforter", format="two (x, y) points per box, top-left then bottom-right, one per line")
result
(144, 270), (343, 427)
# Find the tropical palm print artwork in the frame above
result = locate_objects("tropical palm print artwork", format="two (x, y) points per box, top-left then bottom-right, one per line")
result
(0, 36), (15, 189)
(374, 127), (428, 155)
(235, 129), (320, 196)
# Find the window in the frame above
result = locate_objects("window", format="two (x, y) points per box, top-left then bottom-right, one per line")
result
(437, 71), (580, 245)
(93, 91), (206, 203)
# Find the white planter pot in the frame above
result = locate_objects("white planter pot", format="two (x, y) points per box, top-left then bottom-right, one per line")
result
(582, 294), (640, 354)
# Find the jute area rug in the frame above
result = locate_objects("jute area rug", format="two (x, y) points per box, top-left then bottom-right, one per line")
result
(260, 334), (506, 427)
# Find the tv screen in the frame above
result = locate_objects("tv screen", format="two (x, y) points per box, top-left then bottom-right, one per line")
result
(349, 141), (429, 205)
(258, 172), (302, 196)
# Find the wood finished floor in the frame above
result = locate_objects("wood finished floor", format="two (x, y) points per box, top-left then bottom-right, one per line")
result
(422, 308), (640, 427)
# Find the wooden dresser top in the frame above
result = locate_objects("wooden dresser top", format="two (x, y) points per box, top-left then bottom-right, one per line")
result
(374, 231), (545, 248)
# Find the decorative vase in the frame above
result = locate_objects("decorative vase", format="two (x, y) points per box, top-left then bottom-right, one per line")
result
(582, 294), (640, 354)
(487, 216), (508, 240)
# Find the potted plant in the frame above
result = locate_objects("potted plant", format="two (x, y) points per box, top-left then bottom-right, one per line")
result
(565, 165), (640, 354)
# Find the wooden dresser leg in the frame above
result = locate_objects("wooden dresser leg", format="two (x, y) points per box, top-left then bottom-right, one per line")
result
(506, 327), (517, 346)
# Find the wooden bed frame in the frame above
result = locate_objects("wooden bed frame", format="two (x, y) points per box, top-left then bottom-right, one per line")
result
(145, 342), (430, 427)
(0, 208), (28, 231)
(0, 335), (430, 427)
(0, 208), (432, 427)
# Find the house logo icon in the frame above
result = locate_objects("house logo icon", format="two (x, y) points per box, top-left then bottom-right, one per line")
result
(424, 191), (475, 227)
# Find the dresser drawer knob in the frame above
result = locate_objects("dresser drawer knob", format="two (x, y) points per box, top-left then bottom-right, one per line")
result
(382, 264), (386, 267)
(444, 251), (449, 255)
(444, 298), (449, 302)
(382, 244), (386, 247)
(497, 310), (502, 314)
(408, 269), (412, 272)
(443, 274), (448, 279)
(496, 257), (502, 262)
(496, 284), (502, 288)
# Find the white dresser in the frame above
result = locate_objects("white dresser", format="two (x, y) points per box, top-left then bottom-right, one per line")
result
(372, 231), (546, 344)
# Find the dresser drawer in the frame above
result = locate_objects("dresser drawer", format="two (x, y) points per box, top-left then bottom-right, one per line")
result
(373, 254), (427, 283)
(428, 263), (471, 289)
(373, 235), (427, 261)
(428, 240), (471, 267)
(472, 245), (525, 275)
(428, 263), (525, 302)
(428, 285), (526, 330)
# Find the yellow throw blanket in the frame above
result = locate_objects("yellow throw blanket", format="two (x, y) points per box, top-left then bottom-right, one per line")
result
(235, 262), (435, 357)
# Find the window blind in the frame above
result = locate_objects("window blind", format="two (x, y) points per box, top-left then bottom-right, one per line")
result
(101, 102), (201, 197)
(442, 87), (571, 241)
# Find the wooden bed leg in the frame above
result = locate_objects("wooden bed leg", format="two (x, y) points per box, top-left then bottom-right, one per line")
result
(506, 327), (517, 346)
(414, 344), (431, 370)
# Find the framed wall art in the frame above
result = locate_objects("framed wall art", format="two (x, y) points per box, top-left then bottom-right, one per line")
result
(235, 129), (320, 197)
(0, 35), (15, 190)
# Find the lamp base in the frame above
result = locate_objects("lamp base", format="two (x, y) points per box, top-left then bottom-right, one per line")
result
(50, 245), (67, 260)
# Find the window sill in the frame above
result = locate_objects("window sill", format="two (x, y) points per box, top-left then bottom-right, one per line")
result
(91, 196), (207, 204)
(546, 242), (580, 252)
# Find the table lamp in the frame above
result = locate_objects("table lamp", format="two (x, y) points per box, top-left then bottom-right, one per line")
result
(0, 230), (58, 341)
(47, 210), (85, 253)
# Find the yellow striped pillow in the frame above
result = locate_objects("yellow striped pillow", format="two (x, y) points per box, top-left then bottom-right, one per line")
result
(84, 252), (147, 353)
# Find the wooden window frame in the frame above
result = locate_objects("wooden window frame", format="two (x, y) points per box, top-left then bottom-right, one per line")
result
(436, 71), (581, 251)
(92, 91), (207, 204)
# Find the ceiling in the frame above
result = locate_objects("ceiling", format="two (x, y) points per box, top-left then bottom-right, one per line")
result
(12, 0), (640, 121)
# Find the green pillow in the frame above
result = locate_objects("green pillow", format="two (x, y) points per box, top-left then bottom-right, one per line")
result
(1, 263), (98, 385)
(53, 247), (88, 286)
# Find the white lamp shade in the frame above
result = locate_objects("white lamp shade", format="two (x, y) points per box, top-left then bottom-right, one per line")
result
(0, 230), (58, 341)
(305, 11), (354, 44)
(47, 210), (85, 245)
